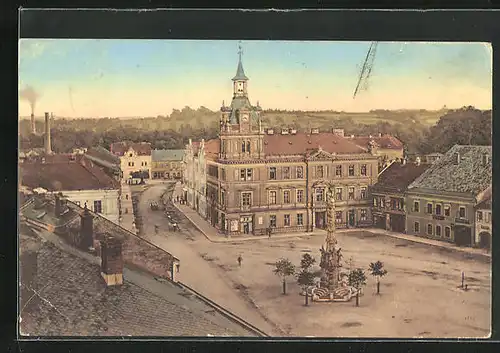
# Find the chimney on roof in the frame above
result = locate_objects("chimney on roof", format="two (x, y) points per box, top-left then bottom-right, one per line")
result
(30, 113), (36, 134)
(44, 112), (52, 155)
(415, 156), (421, 166)
(80, 204), (94, 251)
(20, 246), (39, 310)
(100, 235), (124, 286)
(454, 152), (460, 165)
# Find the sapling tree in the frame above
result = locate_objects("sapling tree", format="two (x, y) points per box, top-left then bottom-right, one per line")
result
(369, 261), (388, 294)
(273, 258), (296, 295)
(348, 268), (367, 307)
(296, 254), (318, 305)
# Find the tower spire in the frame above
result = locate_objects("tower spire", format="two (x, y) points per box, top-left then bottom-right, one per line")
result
(233, 42), (248, 81)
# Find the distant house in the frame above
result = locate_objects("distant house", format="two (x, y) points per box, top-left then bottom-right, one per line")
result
(406, 145), (492, 247)
(85, 146), (122, 181)
(110, 142), (152, 182)
(183, 139), (208, 219)
(371, 159), (430, 233)
(474, 185), (492, 250)
(19, 154), (121, 224)
(348, 133), (404, 170)
(151, 149), (185, 180)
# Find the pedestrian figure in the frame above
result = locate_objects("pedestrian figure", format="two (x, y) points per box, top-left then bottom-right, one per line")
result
(155, 225), (159, 234)
(267, 227), (272, 238)
(177, 195), (180, 203)
(176, 263), (180, 273)
(237, 255), (243, 267)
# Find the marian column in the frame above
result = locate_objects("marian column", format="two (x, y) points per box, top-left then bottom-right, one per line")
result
(319, 182), (341, 291)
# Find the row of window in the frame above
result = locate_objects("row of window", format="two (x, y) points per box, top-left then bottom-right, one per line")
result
(238, 186), (368, 207)
(412, 201), (466, 218)
(127, 161), (148, 167)
(373, 197), (404, 210)
(267, 209), (369, 227)
(414, 222), (451, 238)
(269, 164), (368, 180)
(477, 210), (491, 223)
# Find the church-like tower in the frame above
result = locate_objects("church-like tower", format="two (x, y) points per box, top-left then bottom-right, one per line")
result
(219, 46), (264, 160)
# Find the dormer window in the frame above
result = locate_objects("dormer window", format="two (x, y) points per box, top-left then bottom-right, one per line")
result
(129, 153), (133, 157)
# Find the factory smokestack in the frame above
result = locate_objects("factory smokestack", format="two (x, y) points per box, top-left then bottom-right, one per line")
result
(30, 113), (36, 134)
(44, 112), (52, 155)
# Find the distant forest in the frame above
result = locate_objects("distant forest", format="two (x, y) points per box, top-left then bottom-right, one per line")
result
(19, 106), (491, 155)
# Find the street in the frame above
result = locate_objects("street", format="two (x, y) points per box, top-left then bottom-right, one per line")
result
(136, 182), (284, 336)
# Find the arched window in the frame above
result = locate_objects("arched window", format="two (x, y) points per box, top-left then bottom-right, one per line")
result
(247, 141), (251, 153)
(241, 141), (246, 153)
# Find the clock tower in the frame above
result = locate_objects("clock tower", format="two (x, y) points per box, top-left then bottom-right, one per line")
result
(219, 45), (264, 161)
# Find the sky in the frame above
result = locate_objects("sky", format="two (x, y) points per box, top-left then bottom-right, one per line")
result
(18, 40), (492, 118)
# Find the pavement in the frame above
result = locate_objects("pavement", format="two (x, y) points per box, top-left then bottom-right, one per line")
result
(172, 183), (491, 260)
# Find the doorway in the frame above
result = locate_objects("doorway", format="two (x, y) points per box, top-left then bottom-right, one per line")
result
(454, 225), (472, 246)
(479, 231), (491, 250)
(390, 214), (406, 233)
(348, 210), (355, 227)
(240, 216), (253, 235)
(315, 211), (326, 229)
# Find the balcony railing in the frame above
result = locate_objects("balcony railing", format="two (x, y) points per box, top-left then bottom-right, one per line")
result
(432, 214), (445, 221)
(455, 217), (470, 225)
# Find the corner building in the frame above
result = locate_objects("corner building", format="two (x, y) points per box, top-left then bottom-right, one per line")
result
(204, 53), (380, 236)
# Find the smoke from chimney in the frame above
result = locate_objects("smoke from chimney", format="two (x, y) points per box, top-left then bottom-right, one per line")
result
(44, 112), (52, 155)
(19, 85), (40, 117)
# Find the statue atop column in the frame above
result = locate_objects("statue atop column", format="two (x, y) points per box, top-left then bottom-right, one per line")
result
(319, 182), (342, 291)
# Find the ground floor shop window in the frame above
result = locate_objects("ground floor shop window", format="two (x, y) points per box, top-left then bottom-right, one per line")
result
(297, 213), (303, 226)
(445, 226), (451, 238)
(436, 225), (442, 236)
(360, 209), (367, 221)
(335, 211), (343, 224)
(414, 221), (420, 233)
(270, 215), (277, 227)
(427, 224), (433, 235)
(284, 214), (291, 227)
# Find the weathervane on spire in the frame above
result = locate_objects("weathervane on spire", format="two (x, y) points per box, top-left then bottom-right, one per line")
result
(238, 41), (243, 60)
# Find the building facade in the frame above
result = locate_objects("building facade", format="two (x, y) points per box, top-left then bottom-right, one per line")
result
(110, 142), (152, 182)
(406, 145), (492, 246)
(348, 134), (404, 171)
(183, 139), (208, 218)
(474, 186), (492, 250)
(371, 160), (430, 233)
(187, 53), (380, 237)
(151, 149), (184, 180)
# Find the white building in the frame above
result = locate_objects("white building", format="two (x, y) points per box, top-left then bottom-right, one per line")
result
(183, 139), (208, 219)
(110, 141), (152, 182)
(20, 154), (121, 224)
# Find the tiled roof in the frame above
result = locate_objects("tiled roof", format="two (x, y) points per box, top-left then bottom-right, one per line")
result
(152, 149), (185, 162)
(372, 162), (431, 193)
(263, 132), (368, 156)
(349, 134), (404, 150)
(19, 232), (257, 337)
(229, 96), (259, 124)
(408, 145), (492, 195)
(203, 140), (220, 161)
(20, 154), (120, 191)
(86, 147), (120, 166)
(476, 185), (492, 210)
(232, 57), (248, 81)
(110, 142), (152, 157)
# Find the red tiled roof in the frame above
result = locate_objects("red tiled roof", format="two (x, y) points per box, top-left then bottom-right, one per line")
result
(263, 132), (367, 156)
(372, 162), (431, 193)
(20, 154), (119, 191)
(204, 139), (220, 160)
(110, 142), (152, 156)
(349, 134), (404, 150)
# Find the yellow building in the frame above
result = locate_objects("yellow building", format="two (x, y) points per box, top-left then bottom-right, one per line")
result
(190, 52), (381, 237)
(151, 149), (184, 179)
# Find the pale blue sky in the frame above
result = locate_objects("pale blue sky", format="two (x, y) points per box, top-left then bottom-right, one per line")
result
(19, 40), (492, 118)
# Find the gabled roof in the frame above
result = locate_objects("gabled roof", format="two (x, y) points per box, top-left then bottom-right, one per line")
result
(349, 134), (404, 150)
(263, 132), (368, 157)
(408, 145), (492, 195)
(110, 142), (152, 157)
(372, 162), (431, 194)
(152, 149), (185, 162)
(203, 139), (220, 161)
(20, 154), (119, 191)
(86, 146), (120, 166)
